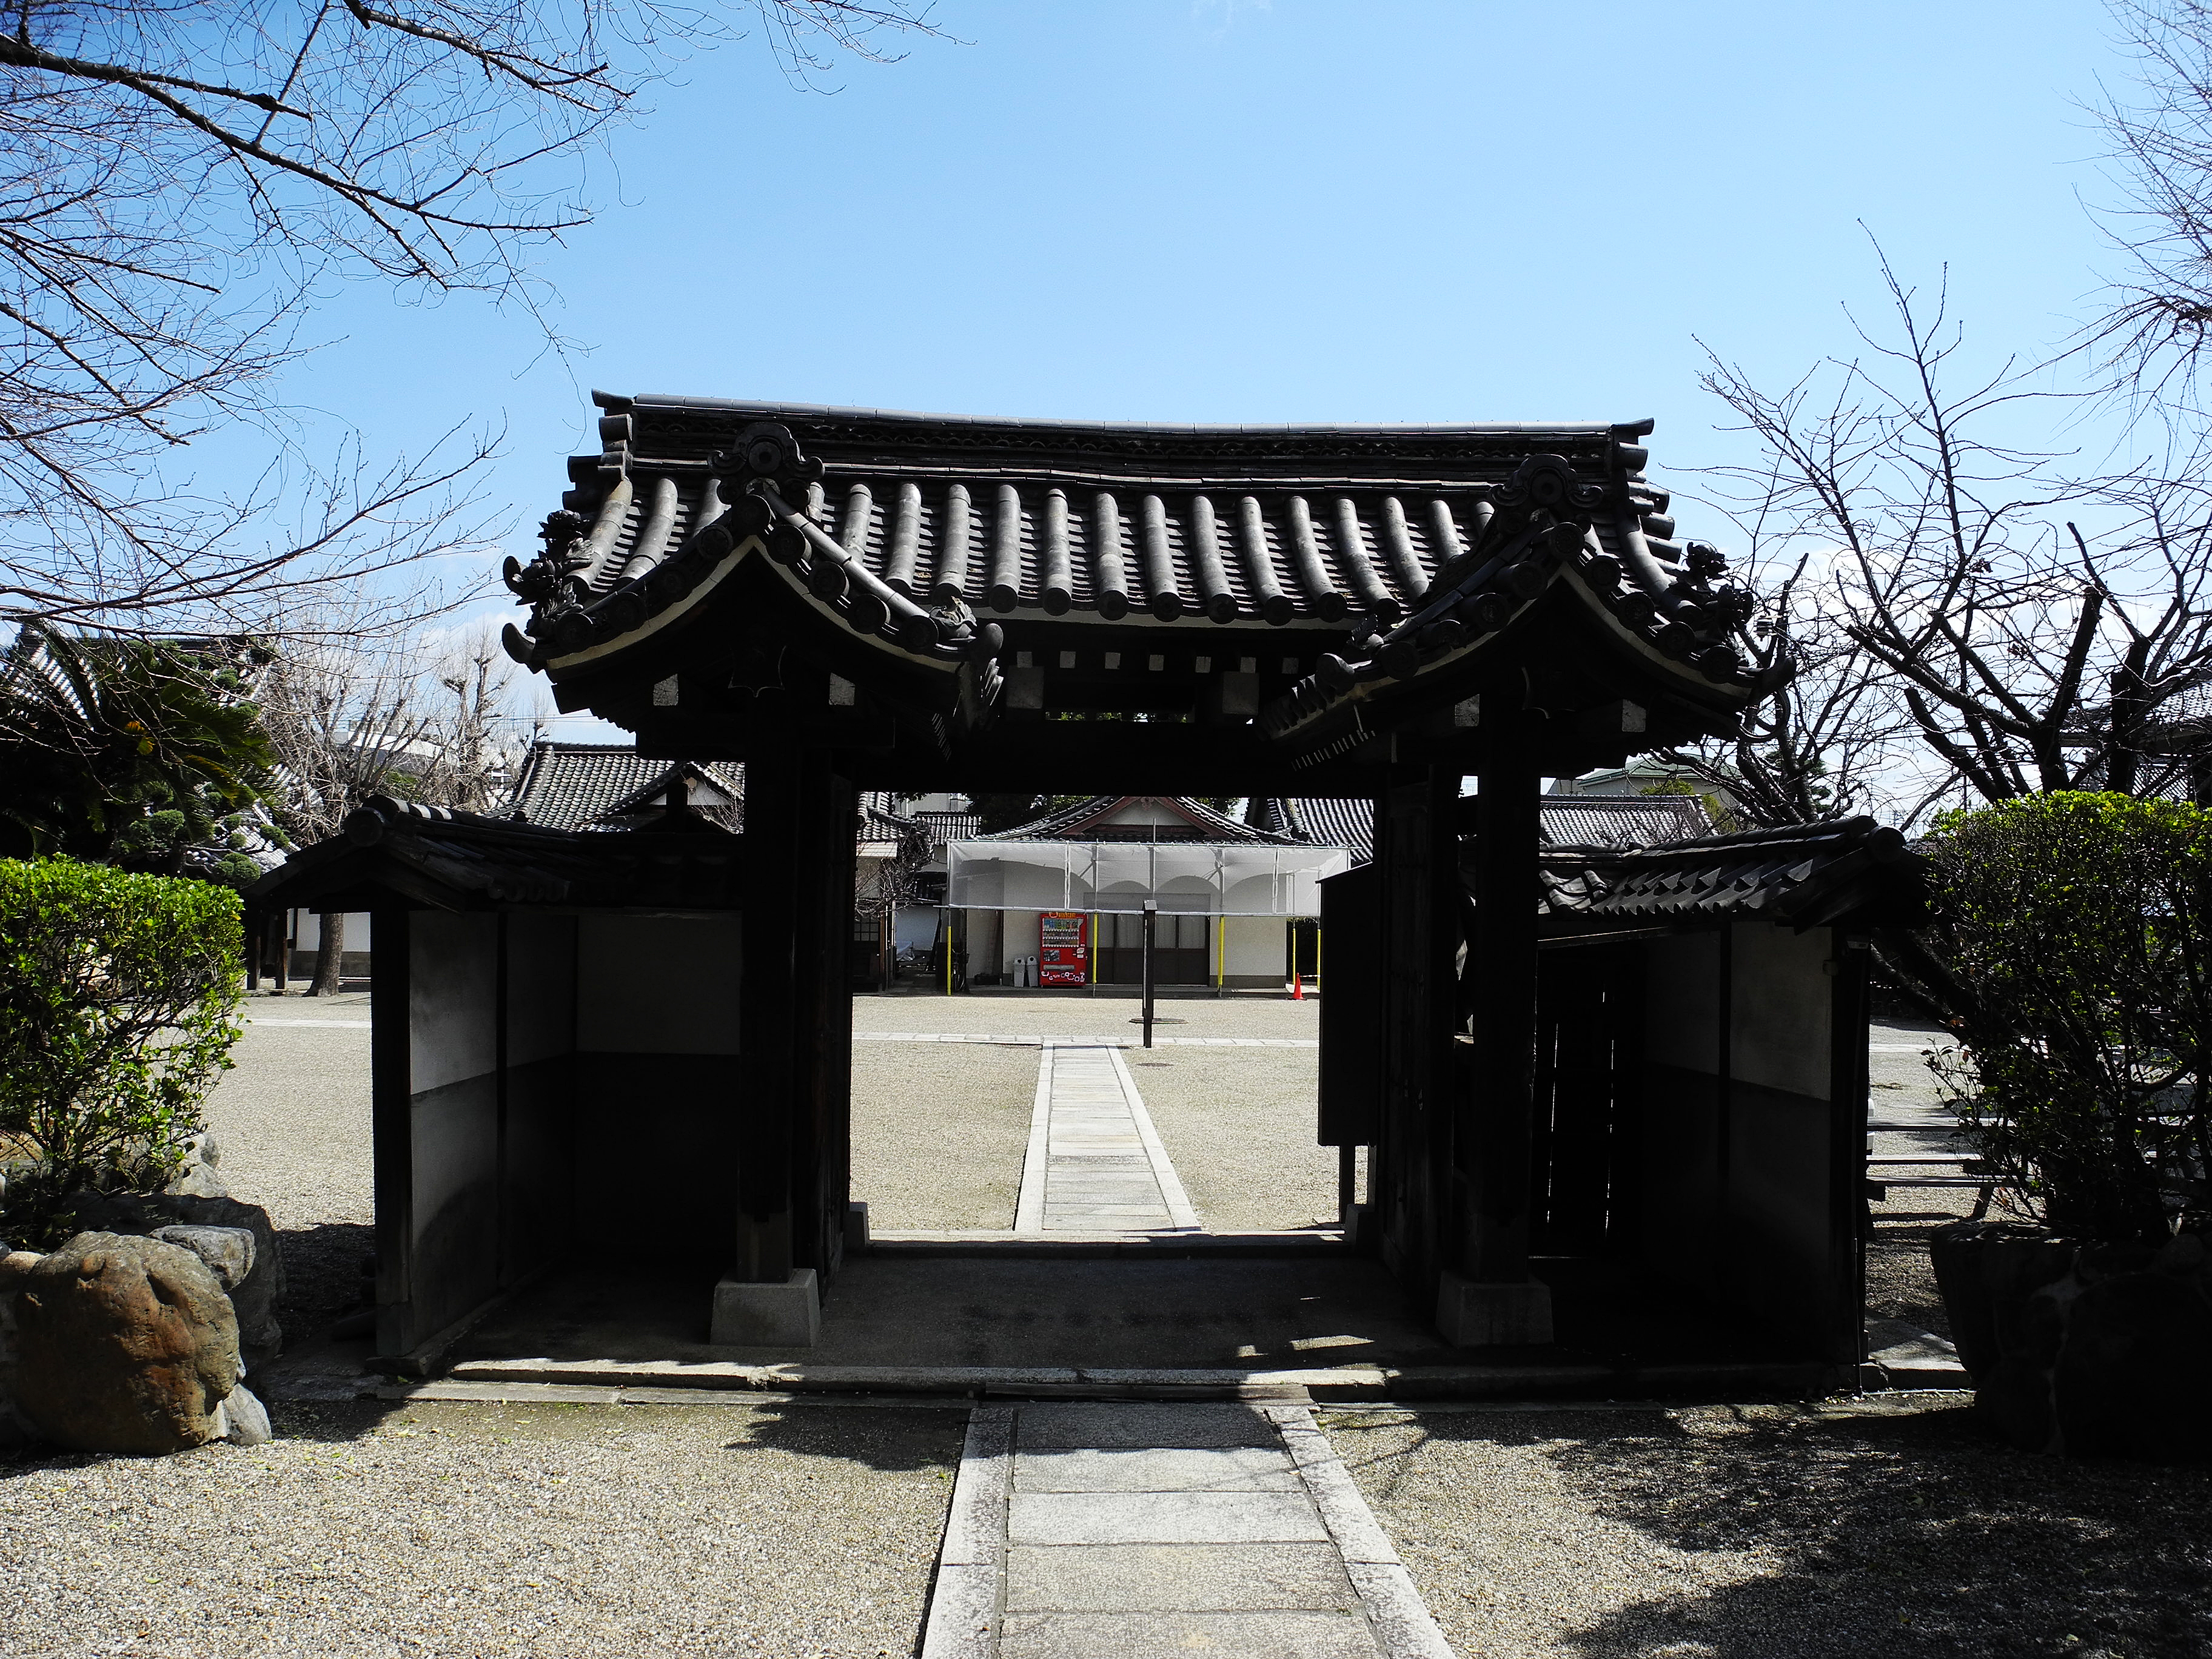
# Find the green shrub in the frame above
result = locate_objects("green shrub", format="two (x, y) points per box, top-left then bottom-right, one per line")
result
(1900, 791), (2212, 1242)
(0, 857), (243, 1247)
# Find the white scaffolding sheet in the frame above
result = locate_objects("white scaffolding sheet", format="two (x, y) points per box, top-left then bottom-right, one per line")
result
(944, 840), (1351, 916)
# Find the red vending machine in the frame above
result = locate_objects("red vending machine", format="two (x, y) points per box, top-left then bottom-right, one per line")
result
(1038, 911), (1088, 987)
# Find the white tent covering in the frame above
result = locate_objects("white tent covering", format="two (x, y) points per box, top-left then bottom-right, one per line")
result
(945, 840), (1352, 916)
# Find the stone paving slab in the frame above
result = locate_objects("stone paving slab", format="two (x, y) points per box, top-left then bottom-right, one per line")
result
(1003, 1543), (1359, 1612)
(998, 1610), (1381, 1658)
(1012, 1447), (1299, 1492)
(1016, 1402), (1284, 1448)
(1011, 1489), (1332, 1545)
(921, 1400), (1455, 1657)
(1016, 1044), (1199, 1235)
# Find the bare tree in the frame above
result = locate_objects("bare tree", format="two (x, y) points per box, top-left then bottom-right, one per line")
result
(1697, 253), (2212, 820)
(256, 609), (435, 992)
(0, 0), (930, 632)
(1654, 538), (1903, 828)
(413, 621), (549, 812)
(2088, 0), (2212, 410)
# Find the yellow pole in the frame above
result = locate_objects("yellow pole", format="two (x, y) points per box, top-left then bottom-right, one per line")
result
(1215, 915), (1224, 990)
(945, 909), (953, 996)
(1090, 912), (1098, 985)
(1314, 925), (1322, 995)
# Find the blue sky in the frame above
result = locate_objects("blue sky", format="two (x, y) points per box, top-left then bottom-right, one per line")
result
(257, 0), (2140, 727)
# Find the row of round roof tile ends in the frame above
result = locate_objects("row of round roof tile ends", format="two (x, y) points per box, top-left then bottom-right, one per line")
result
(568, 472), (1682, 629)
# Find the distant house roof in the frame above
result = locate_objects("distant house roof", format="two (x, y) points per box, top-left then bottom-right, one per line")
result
(914, 809), (982, 844)
(508, 742), (745, 832)
(979, 795), (1295, 845)
(1256, 792), (1713, 867)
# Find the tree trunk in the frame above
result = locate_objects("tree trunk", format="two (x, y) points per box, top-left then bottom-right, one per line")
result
(309, 910), (345, 996)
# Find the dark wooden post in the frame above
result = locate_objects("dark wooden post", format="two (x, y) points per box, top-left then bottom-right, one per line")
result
(732, 736), (854, 1290)
(734, 737), (805, 1285)
(1140, 899), (1158, 1048)
(1466, 722), (1542, 1281)
(1369, 769), (1459, 1293)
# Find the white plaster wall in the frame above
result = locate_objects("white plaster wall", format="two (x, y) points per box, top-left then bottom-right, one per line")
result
(290, 910), (371, 950)
(996, 909), (1042, 976)
(1644, 930), (1720, 1074)
(575, 913), (742, 1054)
(1225, 915), (1283, 979)
(409, 912), (497, 1091)
(1729, 921), (1833, 1101)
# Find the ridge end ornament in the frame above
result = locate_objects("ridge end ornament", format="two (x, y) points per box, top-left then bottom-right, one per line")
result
(503, 510), (593, 649)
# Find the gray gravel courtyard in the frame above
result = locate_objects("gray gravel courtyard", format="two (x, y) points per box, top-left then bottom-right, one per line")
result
(1329, 1400), (2212, 1659)
(0, 1396), (960, 1658)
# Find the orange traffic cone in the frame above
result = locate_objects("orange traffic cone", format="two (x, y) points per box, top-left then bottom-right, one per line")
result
(1292, 970), (1304, 1000)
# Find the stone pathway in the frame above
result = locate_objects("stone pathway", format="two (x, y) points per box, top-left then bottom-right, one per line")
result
(1014, 1045), (1199, 1235)
(922, 1401), (1454, 1659)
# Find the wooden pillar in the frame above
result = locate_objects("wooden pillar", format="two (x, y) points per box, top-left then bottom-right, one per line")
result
(732, 737), (854, 1285)
(1369, 768), (1460, 1295)
(734, 738), (805, 1284)
(369, 900), (413, 1357)
(1464, 721), (1543, 1282)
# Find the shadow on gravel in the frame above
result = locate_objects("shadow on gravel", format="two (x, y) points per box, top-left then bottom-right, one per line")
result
(256, 1392), (965, 1478)
(272, 1220), (375, 1334)
(1529, 1405), (2212, 1659)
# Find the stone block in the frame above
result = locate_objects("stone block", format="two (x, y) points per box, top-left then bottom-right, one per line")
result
(845, 1201), (870, 1253)
(1016, 1402), (1279, 1450)
(1434, 1271), (1553, 1347)
(997, 1610), (1380, 1659)
(1004, 1543), (1358, 1612)
(709, 1267), (819, 1346)
(1013, 1446), (1299, 1493)
(1008, 1489), (1329, 1546)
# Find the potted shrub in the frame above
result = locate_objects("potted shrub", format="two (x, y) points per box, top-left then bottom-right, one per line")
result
(1884, 791), (2212, 1459)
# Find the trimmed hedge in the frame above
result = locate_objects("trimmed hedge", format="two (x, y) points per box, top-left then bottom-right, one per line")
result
(1912, 791), (2212, 1242)
(0, 857), (243, 1247)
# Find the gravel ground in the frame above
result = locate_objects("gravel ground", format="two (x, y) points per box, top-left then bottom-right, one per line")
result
(1126, 1045), (1357, 1232)
(198, 993), (375, 1338)
(0, 1396), (961, 1659)
(1327, 1400), (2212, 1659)
(850, 986), (1324, 1042)
(850, 1041), (1036, 1229)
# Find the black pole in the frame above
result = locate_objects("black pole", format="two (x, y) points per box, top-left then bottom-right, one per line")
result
(1141, 899), (1158, 1049)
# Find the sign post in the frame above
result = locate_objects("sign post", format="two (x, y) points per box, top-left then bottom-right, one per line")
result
(1141, 899), (1158, 1048)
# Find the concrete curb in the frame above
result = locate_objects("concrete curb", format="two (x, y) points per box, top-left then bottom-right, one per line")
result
(1271, 1403), (1457, 1659)
(1013, 1045), (1054, 1235)
(432, 1356), (1841, 1404)
(920, 1406), (1013, 1659)
(1107, 1043), (1202, 1230)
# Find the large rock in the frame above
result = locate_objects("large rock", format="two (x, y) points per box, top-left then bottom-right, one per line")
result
(11, 1232), (241, 1455)
(65, 1191), (284, 1371)
(0, 1249), (39, 1447)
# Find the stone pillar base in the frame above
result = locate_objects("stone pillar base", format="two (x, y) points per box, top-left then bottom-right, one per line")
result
(845, 1201), (871, 1253)
(711, 1267), (820, 1347)
(1435, 1270), (1553, 1347)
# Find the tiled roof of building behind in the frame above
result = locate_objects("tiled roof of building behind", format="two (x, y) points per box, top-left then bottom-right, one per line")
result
(506, 740), (744, 833)
(977, 795), (1295, 845)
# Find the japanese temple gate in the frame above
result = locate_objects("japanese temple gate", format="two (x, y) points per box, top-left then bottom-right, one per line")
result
(287, 395), (1920, 1367)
